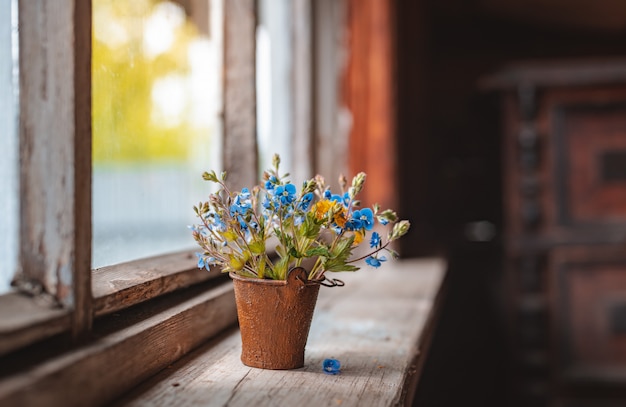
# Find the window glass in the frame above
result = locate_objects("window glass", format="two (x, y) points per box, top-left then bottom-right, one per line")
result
(0, 0), (19, 294)
(256, 0), (292, 175)
(92, 0), (222, 268)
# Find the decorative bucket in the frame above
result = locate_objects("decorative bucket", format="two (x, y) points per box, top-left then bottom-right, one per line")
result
(230, 267), (320, 370)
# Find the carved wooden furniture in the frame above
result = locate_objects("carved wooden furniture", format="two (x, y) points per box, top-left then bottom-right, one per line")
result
(484, 59), (626, 406)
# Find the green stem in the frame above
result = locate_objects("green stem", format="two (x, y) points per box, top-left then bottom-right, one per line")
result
(346, 241), (390, 264)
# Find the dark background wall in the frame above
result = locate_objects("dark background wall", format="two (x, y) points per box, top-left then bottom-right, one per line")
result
(396, 1), (626, 405)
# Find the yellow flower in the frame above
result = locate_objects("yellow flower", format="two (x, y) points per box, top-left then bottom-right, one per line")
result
(314, 199), (334, 220)
(353, 231), (364, 246)
(333, 207), (347, 228)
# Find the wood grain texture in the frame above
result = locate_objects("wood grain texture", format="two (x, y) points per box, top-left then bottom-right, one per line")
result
(92, 250), (224, 317)
(16, 1), (93, 335)
(344, 0), (397, 211)
(72, 0), (93, 340)
(0, 282), (237, 407)
(18, 0), (73, 301)
(114, 258), (446, 407)
(479, 58), (626, 90)
(0, 293), (70, 356)
(291, 0), (315, 184)
(314, 0), (349, 192)
(223, 0), (258, 191)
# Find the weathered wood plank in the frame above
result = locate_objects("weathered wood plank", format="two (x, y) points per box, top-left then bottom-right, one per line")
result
(291, 0), (314, 184)
(113, 258), (446, 407)
(0, 282), (237, 407)
(479, 58), (626, 90)
(92, 250), (225, 316)
(344, 0), (397, 211)
(313, 0), (349, 191)
(223, 0), (258, 190)
(0, 293), (70, 356)
(72, 0), (93, 340)
(17, 0), (93, 335)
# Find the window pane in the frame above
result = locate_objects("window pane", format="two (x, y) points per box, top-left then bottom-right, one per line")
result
(0, 0), (19, 294)
(92, 0), (222, 268)
(256, 0), (292, 175)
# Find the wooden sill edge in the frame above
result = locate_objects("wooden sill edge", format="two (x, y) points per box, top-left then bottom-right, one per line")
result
(0, 280), (237, 406)
(92, 249), (226, 316)
(0, 250), (225, 357)
(0, 293), (71, 356)
(399, 265), (450, 406)
(111, 258), (448, 407)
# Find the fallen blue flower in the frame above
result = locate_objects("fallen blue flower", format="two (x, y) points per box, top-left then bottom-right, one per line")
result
(323, 358), (341, 375)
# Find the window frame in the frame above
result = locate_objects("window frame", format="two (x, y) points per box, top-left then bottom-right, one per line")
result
(0, 0), (350, 371)
(0, 0), (261, 356)
(0, 0), (379, 402)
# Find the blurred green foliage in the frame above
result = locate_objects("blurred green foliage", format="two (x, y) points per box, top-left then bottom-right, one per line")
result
(92, 0), (202, 165)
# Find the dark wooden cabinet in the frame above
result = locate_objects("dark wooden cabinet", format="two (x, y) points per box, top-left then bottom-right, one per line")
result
(485, 59), (626, 406)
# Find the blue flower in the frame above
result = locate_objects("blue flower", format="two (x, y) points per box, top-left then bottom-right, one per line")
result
(322, 358), (341, 375)
(346, 208), (374, 231)
(342, 192), (350, 206)
(206, 213), (226, 232)
(237, 215), (248, 230)
(329, 193), (343, 203)
(354, 208), (374, 231)
(298, 192), (314, 211)
(369, 231), (381, 248)
(265, 176), (278, 191)
(231, 189), (253, 216)
(365, 255), (386, 268)
(239, 187), (251, 200)
(195, 252), (214, 271)
(379, 217), (389, 225)
(275, 183), (297, 206)
(345, 219), (360, 231)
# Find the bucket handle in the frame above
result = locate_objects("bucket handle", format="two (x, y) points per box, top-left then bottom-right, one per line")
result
(296, 275), (345, 288)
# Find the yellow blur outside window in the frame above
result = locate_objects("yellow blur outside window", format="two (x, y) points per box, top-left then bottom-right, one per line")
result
(92, 0), (222, 268)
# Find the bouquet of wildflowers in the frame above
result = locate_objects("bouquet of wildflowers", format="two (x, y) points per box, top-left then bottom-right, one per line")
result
(191, 154), (410, 282)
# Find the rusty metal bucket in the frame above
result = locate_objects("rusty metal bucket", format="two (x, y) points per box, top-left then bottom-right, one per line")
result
(230, 267), (320, 370)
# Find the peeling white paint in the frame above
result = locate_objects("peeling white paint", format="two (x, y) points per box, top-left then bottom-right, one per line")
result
(0, 0), (19, 294)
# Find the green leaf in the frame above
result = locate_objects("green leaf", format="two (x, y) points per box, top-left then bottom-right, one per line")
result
(305, 247), (331, 258)
(228, 255), (244, 271)
(331, 235), (355, 259)
(257, 259), (266, 279)
(249, 241), (265, 255)
(275, 244), (287, 258)
(288, 247), (301, 259)
(322, 258), (360, 273)
(222, 230), (238, 242)
(320, 235), (357, 273)
(299, 215), (321, 240)
(274, 255), (291, 280)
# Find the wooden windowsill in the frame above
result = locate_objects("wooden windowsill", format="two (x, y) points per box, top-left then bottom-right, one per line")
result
(92, 250), (224, 317)
(113, 258), (447, 407)
(0, 250), (222, 357)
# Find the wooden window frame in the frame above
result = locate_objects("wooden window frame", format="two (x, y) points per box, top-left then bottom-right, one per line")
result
(0, 2), (357, 403)
(0, 1), (418, 405)
(0, 0), (259, 356)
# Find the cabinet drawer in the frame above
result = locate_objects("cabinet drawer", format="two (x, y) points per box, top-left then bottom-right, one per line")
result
(553, 101), (626, 227)
(551, 246), (626, 384)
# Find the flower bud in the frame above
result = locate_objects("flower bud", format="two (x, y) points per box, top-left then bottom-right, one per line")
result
(350, 172), (366, 197)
